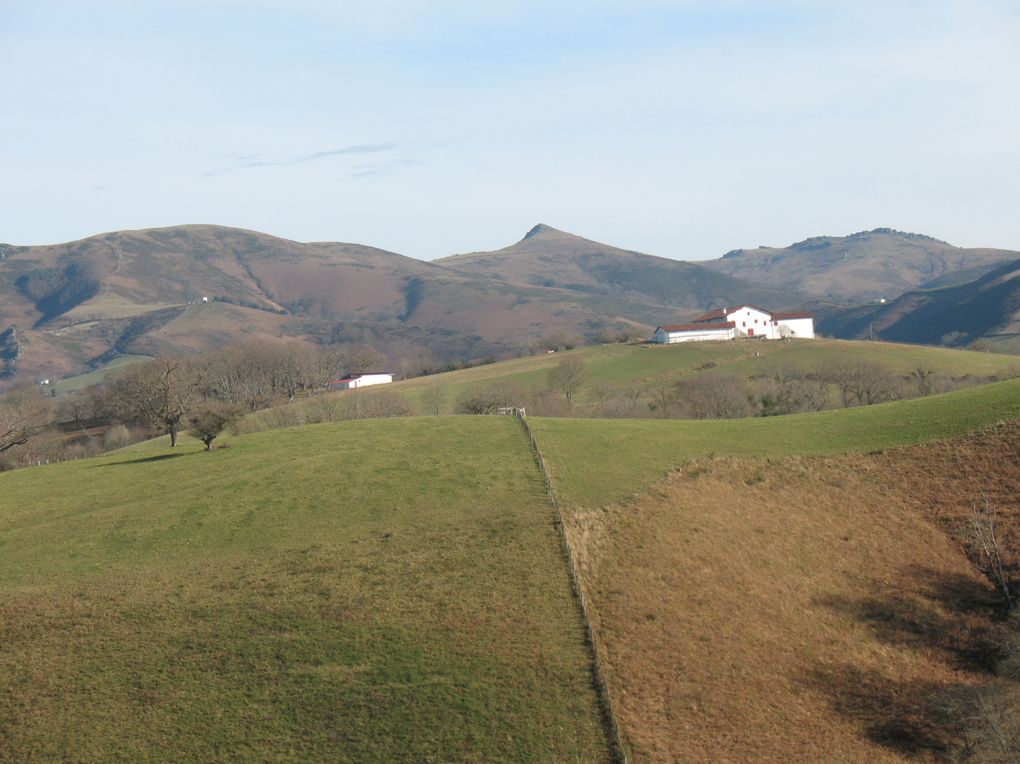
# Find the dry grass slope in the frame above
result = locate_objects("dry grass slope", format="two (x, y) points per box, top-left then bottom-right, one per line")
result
(564, 425), (1020, 762)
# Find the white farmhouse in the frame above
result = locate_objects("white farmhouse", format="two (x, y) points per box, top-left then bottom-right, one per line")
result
(652, 305), (815, 344)
(328, 372), (394, 390)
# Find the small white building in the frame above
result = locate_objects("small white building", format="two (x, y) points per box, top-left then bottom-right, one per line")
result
(652, 305), (815, 344)
(328, 373), (394, 390)
(652, 322), (737, 344)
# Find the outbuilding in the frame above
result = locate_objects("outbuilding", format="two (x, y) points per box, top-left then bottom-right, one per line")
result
(328, 373), (394, 390)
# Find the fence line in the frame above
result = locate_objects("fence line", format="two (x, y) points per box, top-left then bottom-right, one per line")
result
(513, 412), (629, 764)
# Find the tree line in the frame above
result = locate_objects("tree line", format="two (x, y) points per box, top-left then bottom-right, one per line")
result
(0, 341), (390, 468)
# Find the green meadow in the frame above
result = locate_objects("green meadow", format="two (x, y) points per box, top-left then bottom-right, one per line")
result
(0, 417), (609, 762)
(397, 338), (1018, 410)
(529, 376), (1020, 506)
(6, 349), (1020, 761)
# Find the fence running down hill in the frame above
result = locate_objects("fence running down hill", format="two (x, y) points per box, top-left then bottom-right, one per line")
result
(513, 412), (629, 764)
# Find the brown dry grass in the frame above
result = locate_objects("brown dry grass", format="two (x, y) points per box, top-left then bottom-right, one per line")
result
(567, 424), (1020, 763)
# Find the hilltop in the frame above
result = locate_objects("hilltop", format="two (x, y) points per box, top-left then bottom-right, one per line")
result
(702, 228), (1020, 302)
(438, 223), (800, 310)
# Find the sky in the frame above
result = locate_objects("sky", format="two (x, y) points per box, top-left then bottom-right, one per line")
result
(2, 0), (1019, 260)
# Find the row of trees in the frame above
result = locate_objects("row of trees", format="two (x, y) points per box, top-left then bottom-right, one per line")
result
(446, 359), (1003, 421)
(0, 341), (393, 468)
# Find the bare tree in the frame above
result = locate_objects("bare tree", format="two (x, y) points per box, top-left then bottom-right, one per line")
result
(959, 499), (1016, 611)
(821, 361), (900, 407)
(109, 357), (205, 446)
(57, 390), (94, 435)
(671, 373), (755, 419)
(547, 357), (586, 405)
(420, 384), (448, 415)
(344, 344), (386, 375)
(0, 386), (52, 454)
(910, 366), (936, 397)
(455, 382), (523, 414)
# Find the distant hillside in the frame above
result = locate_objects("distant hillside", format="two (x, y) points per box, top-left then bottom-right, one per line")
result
(0, 225), (652, 380)
(819, 258), (1020, 350)
(0, 224), (805, 383)
(702, 228), (1020, 302)
(437, 223), (803, 312)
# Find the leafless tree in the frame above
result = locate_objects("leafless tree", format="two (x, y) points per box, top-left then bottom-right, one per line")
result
(671, 373), (755, 419)
(910, 366), (936, 397)
(0, 386), (52, 454)
(344, 344), (386, 375)
(109, 357), (205, 446)
(959, 499), (1016, 611)
(57, 390), (94, 434)
(821, 361), (900, 407)
(547, 357), (586, 405)
(420, 384), (448, 415)
(455, 382), (524, 414)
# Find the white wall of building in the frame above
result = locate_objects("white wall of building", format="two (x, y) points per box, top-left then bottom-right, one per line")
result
(725, 306), (774, 338)
(347, 373), (393, 389)
(654, 326), (736, 343)
(775, 317), (815, 338)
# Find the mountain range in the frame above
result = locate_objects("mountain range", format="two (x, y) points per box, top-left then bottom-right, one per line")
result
(1, 223), (1018, 381)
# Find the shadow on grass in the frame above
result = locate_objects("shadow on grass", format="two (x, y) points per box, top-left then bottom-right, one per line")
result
(95, 452), (191, 467)
(806, 565), (1003, 756)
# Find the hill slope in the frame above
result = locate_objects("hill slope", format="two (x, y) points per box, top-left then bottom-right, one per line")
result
(0, 417), (610, 762)
(0, 225), (655, 379)
(702, 228), (1020, 302)
(819, 258), (1020, 351)
(437, 223), (803, 313)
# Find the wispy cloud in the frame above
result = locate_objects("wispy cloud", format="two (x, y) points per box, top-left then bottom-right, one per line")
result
(203, 143), (396, 177)
(349, 158), (424, 178)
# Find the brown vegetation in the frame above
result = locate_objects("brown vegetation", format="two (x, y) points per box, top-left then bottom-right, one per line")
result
(566, 424), (1020, 762)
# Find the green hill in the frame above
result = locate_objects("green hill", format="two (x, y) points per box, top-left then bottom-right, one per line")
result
(393, 337), (1019, 414)
(4, 377), (1020, 761)
(530, 376), (1020, 507)
(0, 417), (609, 762)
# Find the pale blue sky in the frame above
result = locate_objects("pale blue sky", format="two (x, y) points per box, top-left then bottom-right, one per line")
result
(2, 1), (1018, 259)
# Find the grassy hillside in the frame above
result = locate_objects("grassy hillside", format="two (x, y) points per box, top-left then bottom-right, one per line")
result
(530, 376), (1020, 506)
(395, 338), (1019, 413)
(0, 417), (609, 762)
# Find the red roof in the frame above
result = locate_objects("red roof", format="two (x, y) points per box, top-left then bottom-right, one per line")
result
(689, 304), (776, 323)
(658, 322), (736, 332)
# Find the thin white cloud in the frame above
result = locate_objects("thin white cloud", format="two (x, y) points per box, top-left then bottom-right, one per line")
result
(203, 143), (396, 177)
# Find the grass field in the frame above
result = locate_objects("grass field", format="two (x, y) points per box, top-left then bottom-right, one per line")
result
(6, 363), (1020, 762)
(529, 376), (1020, 507)
(50, 354), (151, 393)
(0, 417), (609, 762)
(394, 338), (1020, 411)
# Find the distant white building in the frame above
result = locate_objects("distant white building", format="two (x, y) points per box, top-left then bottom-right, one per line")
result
(328, 372), (394, 390)
(652, 305), (815, 344)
